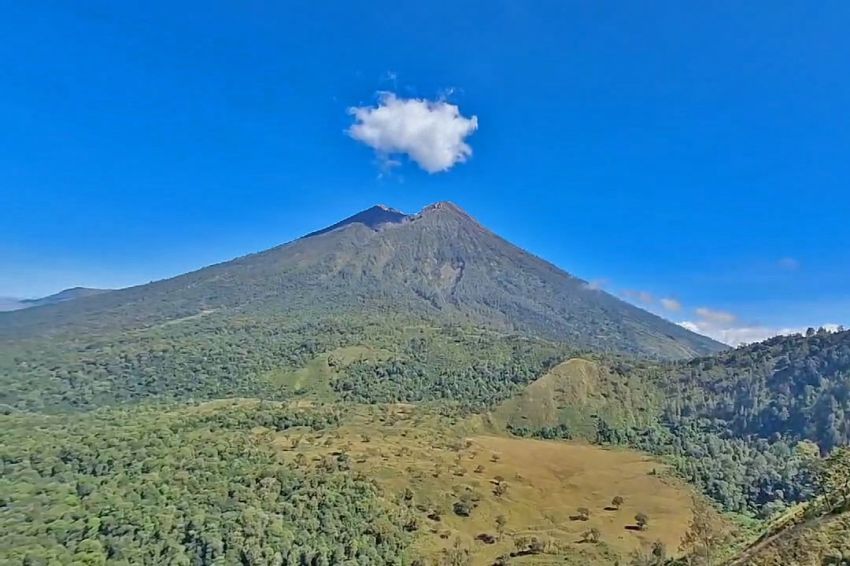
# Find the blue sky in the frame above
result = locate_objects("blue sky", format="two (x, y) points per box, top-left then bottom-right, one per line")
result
(2, 1), (849, 343)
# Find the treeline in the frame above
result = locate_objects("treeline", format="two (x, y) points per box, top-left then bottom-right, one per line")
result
(0, 311), (568, 415)
(500, 331), (850, 518)
(0, 403), (411, 565)
(595, 330), (850, 517)
(332, 331), (567, 410)
(667, 328), (850, 451)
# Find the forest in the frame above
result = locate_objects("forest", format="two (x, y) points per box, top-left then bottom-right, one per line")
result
(1, 403), (412, 565)
(2, 295), (850, 563)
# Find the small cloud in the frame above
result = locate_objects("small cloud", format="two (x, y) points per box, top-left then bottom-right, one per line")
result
(694, 307), (737, 325)
(777, 257), (800, 271)
(623, 289), (654, 305)
(583, 278), (609, 291)
(680, 321), (842, 347)
(659, 298), (682, 312)
(347, 92), (478, 174)
(680, 305), (842, 346)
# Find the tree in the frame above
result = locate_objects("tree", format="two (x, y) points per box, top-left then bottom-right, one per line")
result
(819, 446), (850, 510)
(453, 494), (474, 517)
(441, 537), (470, 566)
(495, 515), (507, 540)
(582, 527), (601, 543)
(680, 496), (727, 565)
(635, 512), (649, 530)
(528, 537), (546, 554)
(611, 495), (625, 510)
(576, 507), (590, 521)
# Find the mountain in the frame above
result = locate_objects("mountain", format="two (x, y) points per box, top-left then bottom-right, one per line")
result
(302, 204), (410, 238)
(0, 297), (26, 312)
(0, 287), (108, 312)
(1, 203), (847, 564)
(0, 202), (725, 412)
(0, 202), (722, 357)
(21, 286), (109, 308)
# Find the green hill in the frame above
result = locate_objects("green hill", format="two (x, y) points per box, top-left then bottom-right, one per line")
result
(493, 358), (661, 439)
(492, 330), (850, 519)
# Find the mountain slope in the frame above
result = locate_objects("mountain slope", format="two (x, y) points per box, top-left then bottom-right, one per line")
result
(21, 286), (109, 307)
(0, 202), (722, 358)
(0, 287), (108, 312)
(490, 330), (850, 518)
(665, 328), (850, 451)
(0, 202), (725, 411)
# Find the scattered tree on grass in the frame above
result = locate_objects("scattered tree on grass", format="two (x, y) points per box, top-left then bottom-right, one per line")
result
(495, 514), (507, 540)
(635, 512), (649, 530)
(611, 495), (625, 509)
(582, 527), (601, 543)
(680, 497), (728, 566)
(577, 506), (591, 521)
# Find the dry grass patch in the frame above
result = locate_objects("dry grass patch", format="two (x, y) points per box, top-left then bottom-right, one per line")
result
(271, 405), (719, 565)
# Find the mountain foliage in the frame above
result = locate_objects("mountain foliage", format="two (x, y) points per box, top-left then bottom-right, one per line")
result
(495, 329), (850, 519)
(1, 202), (848, 563)
(1, 403), (412, 565)
(0, 202), (720, 414)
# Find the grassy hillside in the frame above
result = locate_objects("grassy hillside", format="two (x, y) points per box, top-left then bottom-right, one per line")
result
(731, 510), (850, 565)
(1, 399), (724, 566)
(494, 358), (661, 439)
(493, 332), (850, 521)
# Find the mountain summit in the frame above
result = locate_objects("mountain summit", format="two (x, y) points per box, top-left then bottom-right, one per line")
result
(0, 202), (723, 358)
(302, 204), (410, 238)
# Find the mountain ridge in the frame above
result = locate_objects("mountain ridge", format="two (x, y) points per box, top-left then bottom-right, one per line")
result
(0, 287), (109, 312)
(0, 201), (723, 358)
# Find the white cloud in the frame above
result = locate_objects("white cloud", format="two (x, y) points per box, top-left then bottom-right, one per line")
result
(623, 289), (654, 305)
(659, 298), (682, 312)
(583, 278), (609, 291)
(347, 92), (478, 173)
(694, 307), (737, 325)
(680, 306), (842, 346)
(777, 257), (801, 271)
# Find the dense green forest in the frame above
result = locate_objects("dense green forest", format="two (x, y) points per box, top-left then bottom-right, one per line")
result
(1, 403), (412, 565)
(0, 313), (567, 413)
(639, 327), (850, 516)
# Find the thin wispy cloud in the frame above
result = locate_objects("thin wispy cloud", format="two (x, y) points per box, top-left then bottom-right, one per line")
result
(679, 305), (840, 346)
(347, 92), (479, 174)
(694, 307), (737, 325)
(583, 278), (609, 291)
(777, 257), (800, 271)
(659, 298), (682, 312)
(623, 289), (654, 305)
